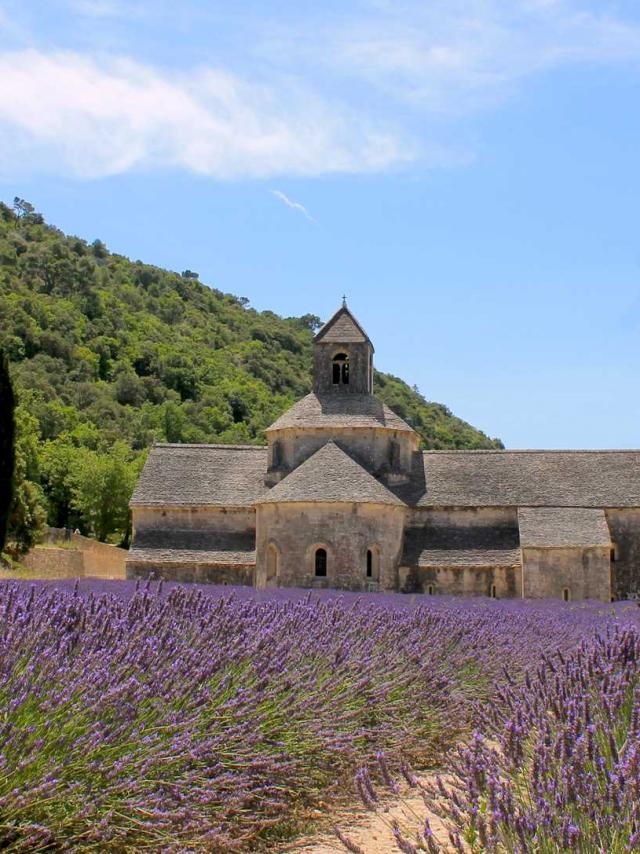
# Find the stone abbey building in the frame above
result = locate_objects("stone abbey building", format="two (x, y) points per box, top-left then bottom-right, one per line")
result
(128, 303), (640, 601)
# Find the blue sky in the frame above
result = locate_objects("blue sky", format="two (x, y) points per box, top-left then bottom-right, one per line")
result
(1, 0), (639, 449)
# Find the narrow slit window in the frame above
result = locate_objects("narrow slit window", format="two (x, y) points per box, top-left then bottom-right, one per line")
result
(315, 548), (327, 577)
(563, 587), (571, 602)
(427, 584), (434, 595)
(490, 584), (497, 599)
(366, 550), (373, 578)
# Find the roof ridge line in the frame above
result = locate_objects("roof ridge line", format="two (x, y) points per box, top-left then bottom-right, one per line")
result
(155, 443), (267, 450)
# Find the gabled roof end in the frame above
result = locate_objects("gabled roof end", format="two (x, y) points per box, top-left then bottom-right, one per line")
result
(314, 303), (372, 347)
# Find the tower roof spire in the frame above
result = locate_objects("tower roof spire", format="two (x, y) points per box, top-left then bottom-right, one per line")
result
(314, 302), (372, 347)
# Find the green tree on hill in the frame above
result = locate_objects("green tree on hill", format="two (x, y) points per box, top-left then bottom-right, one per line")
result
(0, 198), (503, 549)
(0, 349), (15, 554)
(6, 406), (46, 555)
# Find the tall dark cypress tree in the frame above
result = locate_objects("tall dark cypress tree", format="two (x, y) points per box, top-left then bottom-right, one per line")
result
(0, 349), (15, 554)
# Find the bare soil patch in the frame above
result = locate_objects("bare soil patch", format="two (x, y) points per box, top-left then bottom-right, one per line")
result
(282, 771), (451, 854)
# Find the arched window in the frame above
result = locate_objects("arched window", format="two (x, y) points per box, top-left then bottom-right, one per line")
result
(490, 584), (497, 599)
(315, 548), (327, 577)
(563, 587), (571, 602)
(332, 353), (349, 385)
(427, 584), (434, 595)
(364, 546), (379, 582)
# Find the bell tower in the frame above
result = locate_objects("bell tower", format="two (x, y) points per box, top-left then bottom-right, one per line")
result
(313, 300), (374, 395)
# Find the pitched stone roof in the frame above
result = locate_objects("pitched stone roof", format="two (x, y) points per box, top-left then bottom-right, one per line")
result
(131, 445), (640, 511)
(130, 444), (268, 507)
(129, 529), (255, 565)
(403, 450), (640, 508)
(518, 507), (611, 548)
(258, 441), (405, 506)
(314, 305), (371, 345)
(266, 393), (416, 434)
(402, 526), (521, 568)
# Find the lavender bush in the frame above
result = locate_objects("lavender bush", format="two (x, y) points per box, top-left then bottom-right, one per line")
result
(362, 620), (640, 853)
(0, 580), (638, 851)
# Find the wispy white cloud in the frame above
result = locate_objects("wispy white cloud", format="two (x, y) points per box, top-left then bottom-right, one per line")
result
(325, 1), (640, 114)
(0, 50), (410, 180)
(271, 190), (316, 222)
(1, 2), (640, 180)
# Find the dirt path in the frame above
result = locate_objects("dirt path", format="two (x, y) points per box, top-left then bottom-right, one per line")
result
(282, 772), (451, 854)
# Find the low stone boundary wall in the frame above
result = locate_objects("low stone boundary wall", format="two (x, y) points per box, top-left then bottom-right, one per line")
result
(71, 534), (127, 579)
(22, 547), (85, 578)
(20, 530), (127, 580)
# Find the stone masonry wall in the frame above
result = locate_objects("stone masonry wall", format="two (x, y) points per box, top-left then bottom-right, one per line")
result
(22, 532), (127, 579)
(21, 547), (85, 578)
(255, 501), (405, 592)
(407, 507), (519, 528)
(399, 565), (521, 597)
(272, 427), (418, 480)
(606, 509), (640, 600)
(522, 546), (611, 602)
(313, 341), (372, 395)
(126, 561), (254, 585)
(71, 534), (127, 579)
(132, 506), (255, 537)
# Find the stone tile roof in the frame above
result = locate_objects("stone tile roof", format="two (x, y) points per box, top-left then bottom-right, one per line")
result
(518, 507), (612, 548)
(258, 441), (405, 506)
(128, 548), (255, 565)
(402, 526), (521, 568)
(132, 445), (640, 511)
(403, 450), (640, 508)
(129, 528), (255, 565)
(266, 393), (416, 433)
(130, 444), (268, 507)
(314, 305), (371, 345)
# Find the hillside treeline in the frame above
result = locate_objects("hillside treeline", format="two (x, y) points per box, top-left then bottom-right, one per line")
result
(0, 198), (501, 548)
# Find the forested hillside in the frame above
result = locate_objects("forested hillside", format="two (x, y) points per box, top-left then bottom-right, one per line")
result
(0, 198), (501, 547)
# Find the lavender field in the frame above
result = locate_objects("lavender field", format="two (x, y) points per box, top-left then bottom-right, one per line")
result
(0, 581), (638, 852)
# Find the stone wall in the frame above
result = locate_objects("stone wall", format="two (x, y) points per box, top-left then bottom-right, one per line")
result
(399, 564), (521, 597)
(126, 561), (254, 585)
(313, 341), (372, 395)
(268, 427), (418, 482)
(522, 546), (611, 602)
(255, 501), (405, 591)
(21, 533), (127, 580)
(407, 507), (519, 528)
(72, 534), (127, 579)
(606, 509), (640, 599)
(21, 547), (85, 578)
(132, 506), (255, 537)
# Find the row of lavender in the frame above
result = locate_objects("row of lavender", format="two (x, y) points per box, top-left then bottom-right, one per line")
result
(356, 624), (640, 853)
(0, 580), (638, 852)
